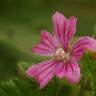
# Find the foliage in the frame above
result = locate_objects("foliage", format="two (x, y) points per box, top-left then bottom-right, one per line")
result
(0, 53), (96, 96)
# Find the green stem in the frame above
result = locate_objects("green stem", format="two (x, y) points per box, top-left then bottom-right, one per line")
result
(54, 78), (62, 96)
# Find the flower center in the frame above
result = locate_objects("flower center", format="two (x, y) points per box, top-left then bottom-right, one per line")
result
(54, 48), (70, 61)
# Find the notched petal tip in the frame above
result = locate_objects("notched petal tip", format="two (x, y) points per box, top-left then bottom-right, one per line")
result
(54, 11), (61, 15)
(69, 16), (77, 21)
(83, 36), (96, 51)
(31, 46), (36, 52)
(52, 11), (65, 19)
(40, 30), (48, 36)
(65, 60), (80, 84)
(31, 46), (41, 55)
(26, 65), (35, 77)
(26, 60), (57, 89)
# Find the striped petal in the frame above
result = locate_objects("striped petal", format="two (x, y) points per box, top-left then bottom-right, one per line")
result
(71, 36), (96, 60)
(32, 31), (56, 56)
(65, 60), (80, 84)
(66, 16), (77, 47)
(26, 60), (57, 89)
(55, 60), (80, 83)
(52, 12), (77, 50)
(55, 61), (66, 78)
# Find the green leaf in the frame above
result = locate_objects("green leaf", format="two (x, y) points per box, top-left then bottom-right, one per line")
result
(79, 53), (96, 96)
(0, 61), (79, 96)
(1, 53), (96, 96)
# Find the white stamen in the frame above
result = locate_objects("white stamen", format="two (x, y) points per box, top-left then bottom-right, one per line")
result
(54, 48), (70, 61)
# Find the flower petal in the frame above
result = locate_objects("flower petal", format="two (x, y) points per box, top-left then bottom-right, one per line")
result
(71, 36), (96, 60)
(55, 61), (66, 78)
(52, 12), (77, 50)
(26, 60), (57, 89)
(65, 60), (80, 84)
(55, 59), (80, 84)
(66, 16), (77, 46)
(32, 31), (56, 56)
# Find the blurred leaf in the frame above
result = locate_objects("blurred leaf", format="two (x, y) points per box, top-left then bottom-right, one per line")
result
(0, 40), (36, 81)
(0, 61), (80, 96)
(0, 53), (96, 96)
(79, 53), (96, 96)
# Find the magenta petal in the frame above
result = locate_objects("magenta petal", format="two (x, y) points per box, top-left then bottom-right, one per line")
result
(26, 60), (57, 89)
(55, 60), (80, 83)
(71, 36), (96, 60)
(65, 60), (80, 84)
(55, 62), (66, 78)
(52, 12), (67, 49)
(32, 31), (56, 56)
(66, 16), (77, 46)
(52, 12), (77, 49)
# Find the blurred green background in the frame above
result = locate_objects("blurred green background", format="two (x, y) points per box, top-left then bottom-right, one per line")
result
(0, 0), (96, 82)
(0, 0), (96, 96)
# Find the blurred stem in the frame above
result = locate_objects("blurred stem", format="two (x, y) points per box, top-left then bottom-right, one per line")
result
(86, 64), (95, 96)
(90, 72), (95, 96)
(79, 79), (86, 96)
(40, 89), (46, 96)
(54, 78), (61, 96)
(82, 56), (95, 96)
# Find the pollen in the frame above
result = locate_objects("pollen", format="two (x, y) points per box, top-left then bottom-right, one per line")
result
(54, 48), (70, 61)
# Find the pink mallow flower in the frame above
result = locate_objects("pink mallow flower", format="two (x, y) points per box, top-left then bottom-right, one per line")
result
(26, 12), (96, 89)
